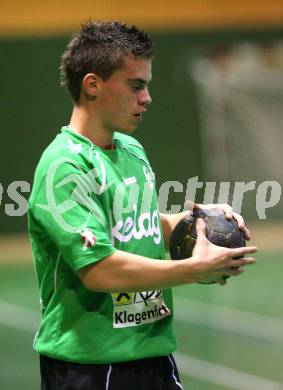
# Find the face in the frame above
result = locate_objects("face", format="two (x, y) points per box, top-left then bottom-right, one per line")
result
(94, 56), (152, 133)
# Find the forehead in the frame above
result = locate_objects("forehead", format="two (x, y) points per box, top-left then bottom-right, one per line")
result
(111, 56), (152, 82)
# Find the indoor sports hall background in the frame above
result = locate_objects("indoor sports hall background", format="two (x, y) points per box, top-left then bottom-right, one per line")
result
(1, 1), (283, 389)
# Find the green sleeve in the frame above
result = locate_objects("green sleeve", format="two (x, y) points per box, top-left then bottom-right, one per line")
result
(31, 158), (116, 272)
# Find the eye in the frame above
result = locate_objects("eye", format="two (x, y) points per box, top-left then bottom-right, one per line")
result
(131, 84), (143, 91)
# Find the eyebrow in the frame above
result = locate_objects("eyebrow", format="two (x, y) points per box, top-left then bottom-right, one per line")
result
(127, 78), (151, 85)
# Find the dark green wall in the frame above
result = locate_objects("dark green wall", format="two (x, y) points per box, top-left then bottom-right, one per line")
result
(0, 29), (282, 232)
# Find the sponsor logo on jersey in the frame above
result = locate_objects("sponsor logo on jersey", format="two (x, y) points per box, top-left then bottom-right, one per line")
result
(112, 290), (171, 328)
(80, 228), (96, 250)
(110, 205), (161, 245)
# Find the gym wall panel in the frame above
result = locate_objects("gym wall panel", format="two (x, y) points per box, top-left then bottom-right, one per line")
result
(1, 28), (282, 232)
(1, 0), (283, 37)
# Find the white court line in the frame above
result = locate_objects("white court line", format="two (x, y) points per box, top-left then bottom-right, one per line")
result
(0, 300), (282, 389)
(175, 353), (283, 390)
(174, 296), (283, 343)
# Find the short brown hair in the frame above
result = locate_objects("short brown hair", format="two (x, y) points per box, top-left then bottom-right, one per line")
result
(60, 21), (154, 103)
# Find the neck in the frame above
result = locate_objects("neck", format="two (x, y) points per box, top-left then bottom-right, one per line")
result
(69, 104), (114, 149)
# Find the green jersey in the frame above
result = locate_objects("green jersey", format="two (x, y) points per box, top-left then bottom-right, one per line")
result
(28, 127), (176, 364)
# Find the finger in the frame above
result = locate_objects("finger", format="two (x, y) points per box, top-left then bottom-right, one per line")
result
(232, 212), (251, 241)
(195, 218), (207, 241)
(231, 246), (258, 257)
(225, 267), (244, 276)
(232, 212), (245, 229)
(184, 200), (197, 211)
(243, 227), (251, 241)
(221, 204), (233, 219)
(229, 257), (256, 267)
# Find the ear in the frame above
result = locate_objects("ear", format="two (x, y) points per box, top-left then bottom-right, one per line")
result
(81, 73), (102, 98)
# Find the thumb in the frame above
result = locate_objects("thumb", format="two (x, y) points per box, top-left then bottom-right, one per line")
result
(195, 218), (207, 241)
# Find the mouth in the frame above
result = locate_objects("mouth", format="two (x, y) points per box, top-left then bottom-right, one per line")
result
(133, 111), (145, 122)
(134, 113), (142, 119)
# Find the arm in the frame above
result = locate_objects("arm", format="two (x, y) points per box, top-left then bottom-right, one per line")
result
(79, 250), (194, 292)
(160, 201), (198, 245)
(78, 219), (257, 292)
(160, 211), (190, 247)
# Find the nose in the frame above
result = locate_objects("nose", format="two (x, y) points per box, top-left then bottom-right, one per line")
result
(138, 88), (152, 106)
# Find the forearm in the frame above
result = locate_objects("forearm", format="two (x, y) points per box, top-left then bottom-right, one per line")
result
(160, 210), (191, 246)
(78, 250), (198, 292)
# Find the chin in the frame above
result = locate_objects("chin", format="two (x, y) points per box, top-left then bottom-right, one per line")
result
(117, 125), (137, 134)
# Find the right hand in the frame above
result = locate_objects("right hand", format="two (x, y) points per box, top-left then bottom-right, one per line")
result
(190, 218), (258, 285)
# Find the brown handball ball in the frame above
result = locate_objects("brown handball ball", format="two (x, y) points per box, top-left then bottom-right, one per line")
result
(169, 208), (246, 284)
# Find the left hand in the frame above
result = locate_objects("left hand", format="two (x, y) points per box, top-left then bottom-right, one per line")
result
(194, 203), (251, 241)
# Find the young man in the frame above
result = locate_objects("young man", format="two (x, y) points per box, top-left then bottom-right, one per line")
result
(28, 21), (257, 390)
